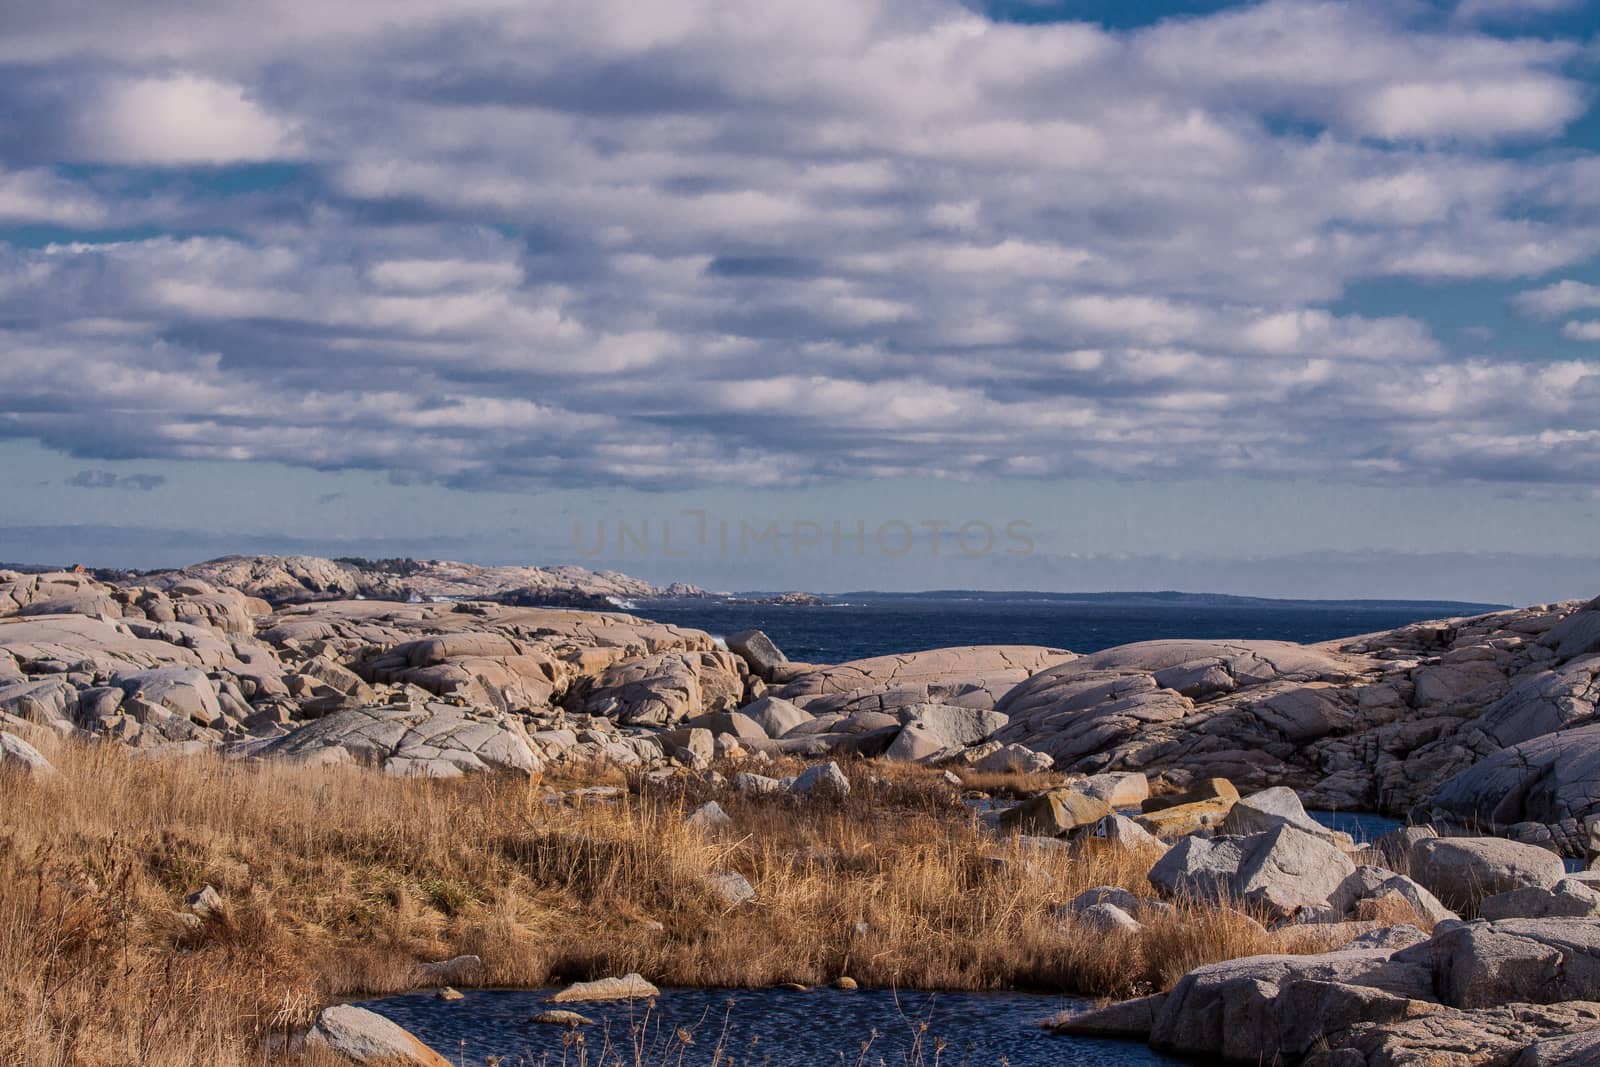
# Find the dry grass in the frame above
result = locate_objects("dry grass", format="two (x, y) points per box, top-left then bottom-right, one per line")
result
(1, 740), (1312, 1066)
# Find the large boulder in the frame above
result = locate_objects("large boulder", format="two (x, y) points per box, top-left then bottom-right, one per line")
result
(579, 650), (744, 725)
(0, 731), (56, 777)
(1404, 918), (1600, 1009)
(306, 1004), (452, 1066)
(1481, 879), (1600, 921)
(1408, 837), (1567, 913)
(255, 703), (543, 777)
(1330, 866), (1457, 927)
(1002, 789), (1112, 837)
(725, 630), (787, 681)
(115, 666), (223, 727)
(1147, 948), (1434, 1061)
(1137, 779), (1240, 838)
(1148, 826), (1356, 918)
(739, 695), (812, 739)
(1219, 786), (1344, 843)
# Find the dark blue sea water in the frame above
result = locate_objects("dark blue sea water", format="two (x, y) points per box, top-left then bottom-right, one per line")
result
(638, 594), (1500, 664)
(365, 986), (1186, 1067)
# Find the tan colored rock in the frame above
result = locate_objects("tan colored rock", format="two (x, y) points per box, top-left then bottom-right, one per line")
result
(306, 1004), (452, 1066)
(1002, 789), (1111, 836)
(549, 973), (660, 1002)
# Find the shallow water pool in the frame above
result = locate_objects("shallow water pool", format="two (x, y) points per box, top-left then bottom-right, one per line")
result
(363, 985), (1190, 1066)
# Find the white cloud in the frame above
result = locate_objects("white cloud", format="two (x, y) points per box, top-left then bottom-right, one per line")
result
(0, 0), (1596, 493)
(1516, 280), (1600, 318)
(1563, 321), (1600, 342)
(0, 168), (108, 226)
(1353, 78), (1583, 142)
(71, 75), (301, 165)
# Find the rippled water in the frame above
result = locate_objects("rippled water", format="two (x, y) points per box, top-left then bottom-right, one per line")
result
(364, 986), (1189, 1067)
(640, 595), (1495, 664)
(1307, 810), (1403, 844)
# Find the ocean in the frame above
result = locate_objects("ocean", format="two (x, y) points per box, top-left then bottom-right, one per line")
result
(637, 592), (1503, 664)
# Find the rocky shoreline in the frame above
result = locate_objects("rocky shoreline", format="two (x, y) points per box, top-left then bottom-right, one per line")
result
(4, 556), (1600, 1065)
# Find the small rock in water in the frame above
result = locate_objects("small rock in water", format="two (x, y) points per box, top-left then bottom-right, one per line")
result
(779, 981), (808, 991)
(835, 976), (859, 990)
(549, 973), (659, 1002)
(530, 1009), (595, 1027)
(435, 987), (464, 1001)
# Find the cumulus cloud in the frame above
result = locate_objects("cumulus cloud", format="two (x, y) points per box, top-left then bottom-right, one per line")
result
(69, 75), (301, 165)
(1516, 280), (1600, 318)
(1564, 321), (1600, 342)
(0, 0), (1597, 492)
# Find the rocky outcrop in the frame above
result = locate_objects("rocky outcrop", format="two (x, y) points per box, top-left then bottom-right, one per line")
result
(251, 703), (545, 777)
(1056, 918), (1600, 1065)
(1427, 724), (1600, 855)
(150, 555), (683, 607)
(775, 645), (1071, 718)
(577, 650), (746, 725)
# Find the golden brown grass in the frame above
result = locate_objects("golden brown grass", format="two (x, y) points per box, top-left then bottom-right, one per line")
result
(1, 740), (1317, 1065)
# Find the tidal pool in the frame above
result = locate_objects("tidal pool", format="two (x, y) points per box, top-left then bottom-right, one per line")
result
(364, 985), (1193, 1066)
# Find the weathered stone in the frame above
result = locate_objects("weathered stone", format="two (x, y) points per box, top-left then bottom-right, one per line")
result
(1148, 827), (1356, 918)
(1147, 948), (1434, 1061)
(306, 1004), (452, 1066)
(732, 771), (782, 795)
(970, 743), (1055, 774)
(1001, 789), (1111, 837)
(548, 973), (660, 1002)
(1409, 837), (1567, 913)
(1143, 778), (1241, 814)
(1482, 878), (1600, 921)
(739, 696), (813, 739)
(790, 761), (850, 799)
(1408, 918), (1600, 1008)
(1430, 724), (1600, 849)
(687, 801), (732, 831)
(184, 885), (224, 919)
(1332, 866), (1457, 927)
(255, 703), (543, 777)
(1091, 813), (1168, 853)
(1051, 993), (1168, 1038)
(707, 870), (755, 907)
(1077, 901), (1143, 934)
(1075, 772), (1150, 808)
(0, 731), (56, 777)
(530, 1009), (595, 1027)
(1220, 786), (1338, 841)
(580, 650), (744, 726)
(725, 630), (788, 681)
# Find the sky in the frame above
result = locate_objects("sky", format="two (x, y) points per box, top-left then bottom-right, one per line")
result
(2, 0), (1600, 603)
